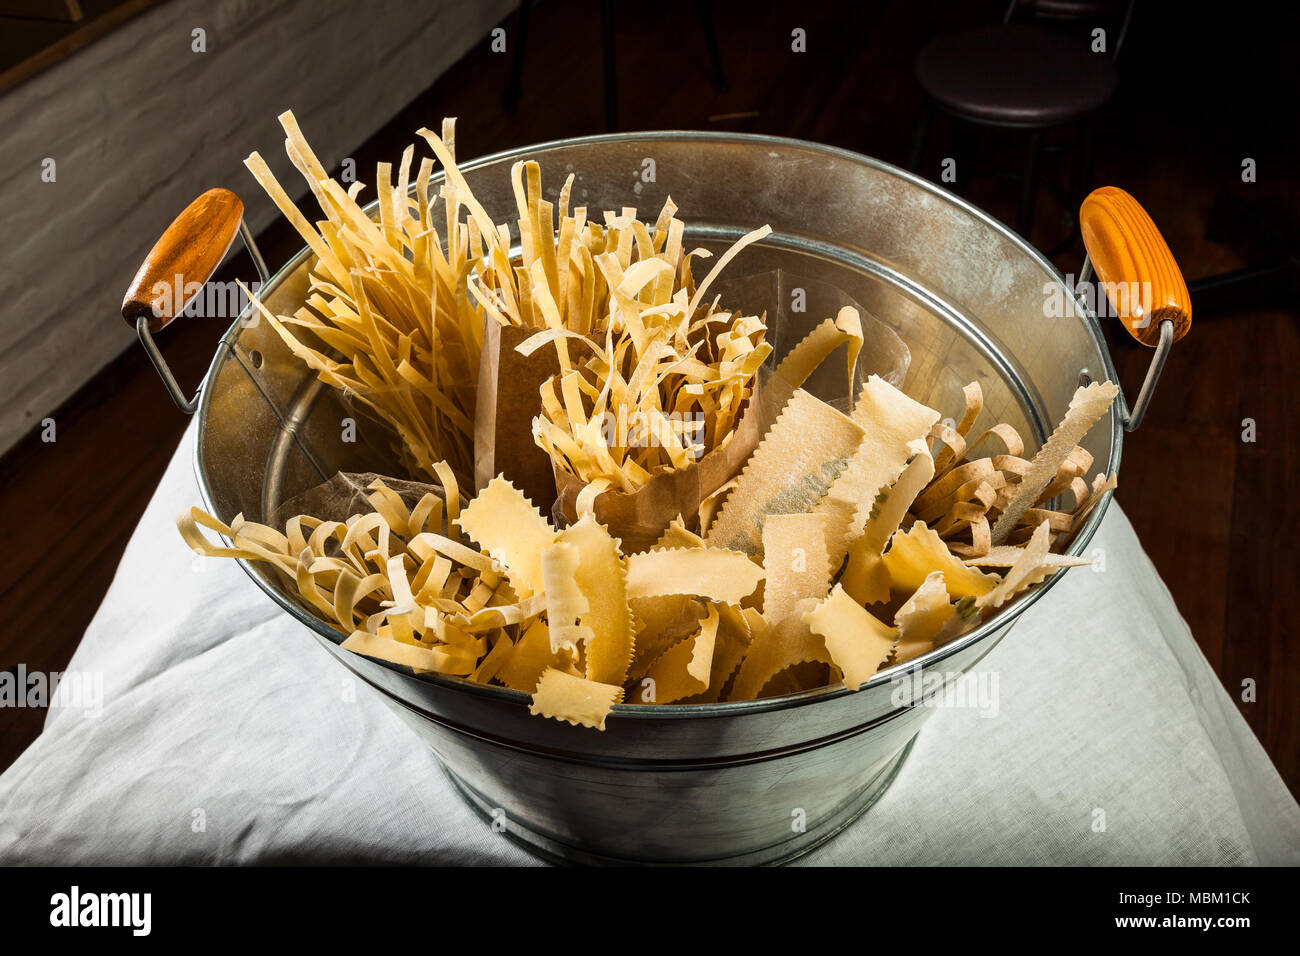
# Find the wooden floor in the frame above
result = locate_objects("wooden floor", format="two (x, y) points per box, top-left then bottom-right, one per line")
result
(1, 0), (1296, 795)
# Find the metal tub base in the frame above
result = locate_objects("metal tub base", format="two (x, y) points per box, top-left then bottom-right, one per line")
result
(440, 739), (915, 866)
(322, 620), (1009, 864)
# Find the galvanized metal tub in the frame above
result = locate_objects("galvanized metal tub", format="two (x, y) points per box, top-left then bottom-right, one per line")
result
(173, 132), (1134, 865)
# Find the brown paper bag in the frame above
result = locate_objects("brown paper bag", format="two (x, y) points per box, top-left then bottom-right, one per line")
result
(550, 367), (795, 553)
(474, 320), (591, 514)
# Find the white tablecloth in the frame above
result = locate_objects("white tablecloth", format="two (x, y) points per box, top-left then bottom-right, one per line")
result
(2, 423), (1297, 865)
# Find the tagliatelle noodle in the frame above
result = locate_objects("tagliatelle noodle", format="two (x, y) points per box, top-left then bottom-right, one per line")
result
(1033, 444), (1091, 507)
(772, 306), (863, 394)
(554, 515), (635, 685)
(509, 179), (775, 491)
(1019, 508), (1073, 533)
(959, 422), (1026, 465)
(804, 584), (899, 690)
(891, 571), (957, 665)
(728, 598), (833, 701)
(177, 507), (262, 561)
(912, 459), (997, 523)
(814, 375), (941, 565)
(244, 114), (482, 487)
(931, 381), (983, 474)
(679, 603), (753, 703)
(341, 631), (476, 675)
(637, 605), (721, 703)
(962, 546), (1093, 568)
(540, 541), (594, 656)
(906, 376), (1121, 560)
(704, 389), (866, 558)
(990, 382), (1120, 545)
(456, 476), (555, 598)
(839, 440), (936, 606)
(497, 619), (578, 692)
(528, 667), (623, 730)
(469, 631), (516, 683)
(179, 475), (538, 678)
(628, 596), (705, 681)
(977, 520), (1060, 610)
(882, 521), (1000, 600)
(1069, 472), (1118, 537)
(761, 513), (835, 627)
(624, 547), (764, 604)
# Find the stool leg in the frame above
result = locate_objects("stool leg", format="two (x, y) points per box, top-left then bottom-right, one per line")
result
(602, 0), (618, 131)
(952, 121), (979, 191)
(696, 0), (729, 92)
(1017, 130), (1042, 239)
(908, 103), (933, 173)
(1070, 118), (1096, 212)
(502, 0), (533, 114)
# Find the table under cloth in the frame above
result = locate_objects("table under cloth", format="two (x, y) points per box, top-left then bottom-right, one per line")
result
(2, 422), (1297, 865)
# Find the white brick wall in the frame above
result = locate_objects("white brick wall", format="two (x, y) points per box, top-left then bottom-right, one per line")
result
(0, 0), (516, 454)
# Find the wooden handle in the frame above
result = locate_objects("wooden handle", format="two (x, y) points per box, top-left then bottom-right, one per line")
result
(1079, 186), (1192, 347)
(121, 188), (244, 333)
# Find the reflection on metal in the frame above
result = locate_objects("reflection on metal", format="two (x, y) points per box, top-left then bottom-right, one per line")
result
(1125, 319), (1175, 432)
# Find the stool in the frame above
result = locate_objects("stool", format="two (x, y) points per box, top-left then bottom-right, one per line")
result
(910, 5), (1128, 242)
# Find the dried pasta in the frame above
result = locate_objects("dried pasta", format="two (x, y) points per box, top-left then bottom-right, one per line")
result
(182, 113), (1123, 730)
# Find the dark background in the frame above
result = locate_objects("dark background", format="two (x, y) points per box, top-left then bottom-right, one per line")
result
(1, 0), (1296, 795)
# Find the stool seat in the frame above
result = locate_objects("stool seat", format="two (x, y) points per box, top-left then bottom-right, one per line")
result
(917, 23), (1118, 127)
(1025, 0), (1115, 17)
